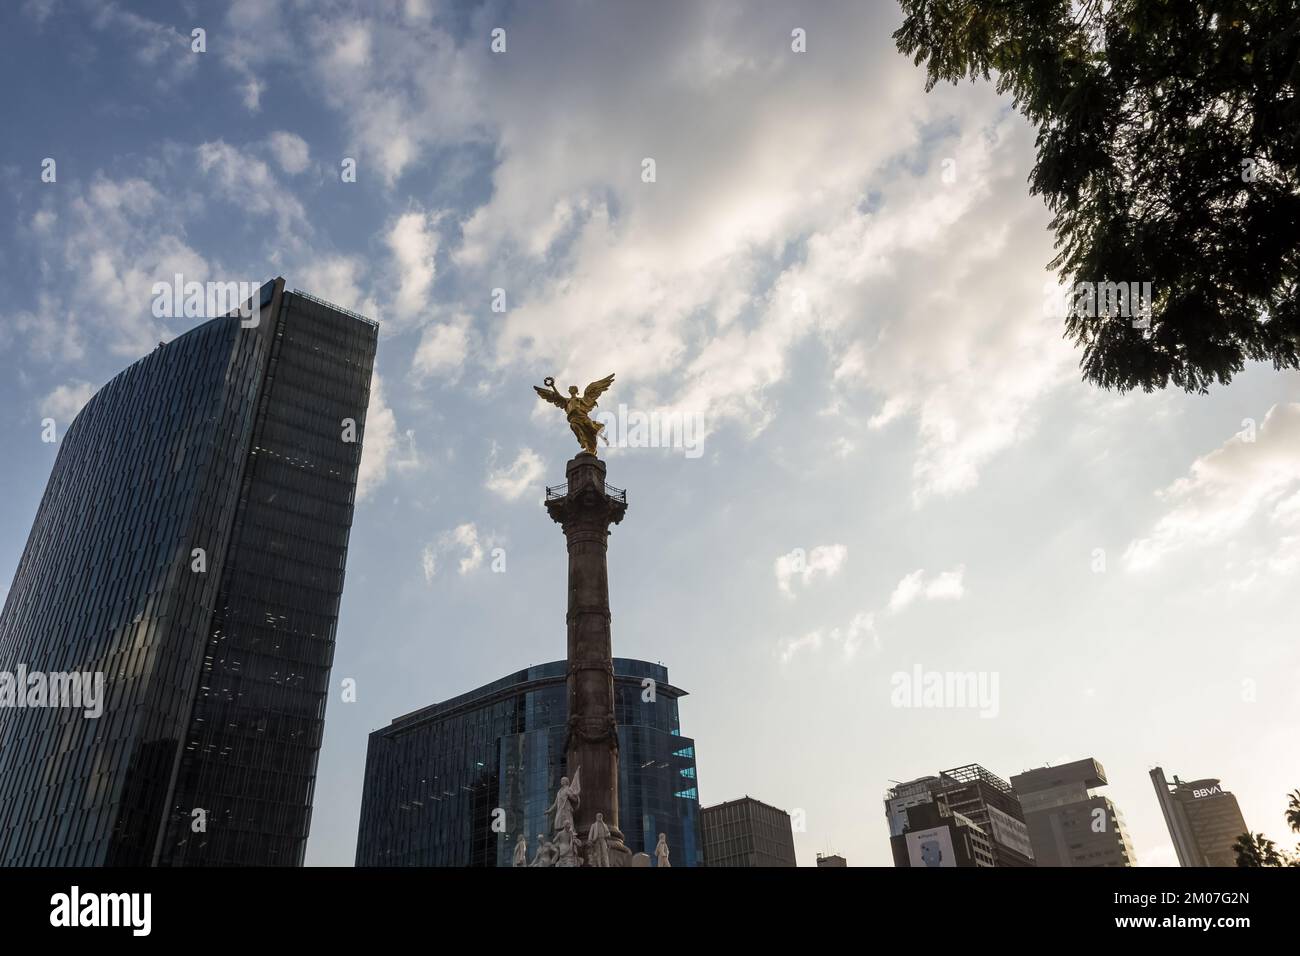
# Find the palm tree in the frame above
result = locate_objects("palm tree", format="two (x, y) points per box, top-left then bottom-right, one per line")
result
(1234, 832), (1285, 868)
(1286, 790), (1300, 834)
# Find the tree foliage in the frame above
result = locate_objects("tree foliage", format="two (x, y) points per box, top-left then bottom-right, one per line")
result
(1233, 831), (1286, 866)
(895, 1), (1300, 392)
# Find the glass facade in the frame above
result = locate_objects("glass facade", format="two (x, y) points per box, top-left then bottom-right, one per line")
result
(1172, 777), (1251, 868)
(0, 279), (377, 866)
(355, 658), (702, 866)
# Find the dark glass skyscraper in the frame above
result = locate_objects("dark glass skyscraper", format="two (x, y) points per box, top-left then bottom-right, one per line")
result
(0, 278), (378, 866)
(354, 658), (702, 867)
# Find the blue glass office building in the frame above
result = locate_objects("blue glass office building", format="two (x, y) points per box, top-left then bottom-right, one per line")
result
(0, 278), (378, 866)
(355, 658), (702, 866)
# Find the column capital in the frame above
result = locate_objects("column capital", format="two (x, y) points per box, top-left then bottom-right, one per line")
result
(544, 452), (628, 529)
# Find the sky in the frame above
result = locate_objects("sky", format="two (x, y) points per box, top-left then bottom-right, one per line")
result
(1, 0), (1297, 867)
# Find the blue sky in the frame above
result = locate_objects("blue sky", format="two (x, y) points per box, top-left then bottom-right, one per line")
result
(1, 0), (1298, 867)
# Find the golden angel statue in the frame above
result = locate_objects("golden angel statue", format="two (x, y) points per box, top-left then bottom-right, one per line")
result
(534, 374), (615, 455)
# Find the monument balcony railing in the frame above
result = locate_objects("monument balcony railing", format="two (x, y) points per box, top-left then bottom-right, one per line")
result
(545, 481), (627, 503)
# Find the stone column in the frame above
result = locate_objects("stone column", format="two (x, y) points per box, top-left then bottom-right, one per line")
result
(545, 451), (630, 865)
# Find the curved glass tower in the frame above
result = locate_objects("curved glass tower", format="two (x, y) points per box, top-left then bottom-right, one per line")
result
(0, 278), (378, 866)
(354, 658), (702, 867)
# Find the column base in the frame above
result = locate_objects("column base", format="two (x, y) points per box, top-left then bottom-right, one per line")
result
(607, 827), (633, 868)
(580, 826), (634, 868)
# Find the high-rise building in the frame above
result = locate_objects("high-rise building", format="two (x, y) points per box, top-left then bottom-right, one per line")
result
(885, 765), (1036, 866)
(355, 658), (701, 866)
(0, 279), (378, 866)
(1151, 767), (1250, 867)
(1010, 758), (1137, 867)
(889, 795), (996, 867)
(700, 796), (797, 867)
(816, 852), (847, 867)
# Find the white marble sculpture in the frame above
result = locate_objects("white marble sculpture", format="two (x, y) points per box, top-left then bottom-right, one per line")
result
(545, 768), (581, 835)
(513, 834), (528, 867)
(587, 812), (611, 868)
(529, 833), (556, 867)
(555, 821), (582, 867)
(654, 833), (670, 868)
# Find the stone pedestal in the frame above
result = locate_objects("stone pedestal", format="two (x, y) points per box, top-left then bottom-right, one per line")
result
(545, 452), (630, 865)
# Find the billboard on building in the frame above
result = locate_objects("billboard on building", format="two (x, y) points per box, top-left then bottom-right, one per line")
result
(986, 805), (1034, 860)
(906, 827), (957, 868)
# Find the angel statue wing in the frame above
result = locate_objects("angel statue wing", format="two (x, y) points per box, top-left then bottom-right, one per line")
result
(579, 374), (616, 412)
(533, 378), (567, 409)
(569, 766), (581, 801)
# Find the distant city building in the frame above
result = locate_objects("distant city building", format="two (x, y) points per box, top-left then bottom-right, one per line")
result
(0, 279), (377, 866)
(1010, 758), (1136, 867)
(1151, 767), (1250, 867)
(889, 796), (995, 867)
(886, 765), (1035, 866)
(701, 796), (797, 867)
(355, 658), (701, 866)
(816, 852), (847, 867)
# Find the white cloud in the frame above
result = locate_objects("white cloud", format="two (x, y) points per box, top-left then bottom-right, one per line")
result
(924, 566), (967, 602)
(386, 210), (440, 326)
(1228, 534), (1300, 591)
(21, 0), (58, 26)
(410, 4), (1066, 502)
(837, 611), (877, 661)
(31, 209), (57, 235)
(297, 255), (375, 317)
(777, 630), (822, 664)
(1125, 404), (1300, 575)
(4, 295), (86, 363)
(19, 174), (210, 359)
(40, 381), (97, 422)
(268, 131), (311, 174)
(423, 522), (487, 579)
(779, 611), (876, 664)
(189, 4), (1069, 509)
(356, 373), (417, 502)
(195, 140), (310, 258)
(218, 0), (295, 113)
(241, 77), (265, 111)
(302, 15), (487, 186)
(413, 315), (470, 379)
(774, 544), (848, 596)
(88, 3), (199, 86)
(486, 447), (546, 502)
(6, 135), (331, 366)
(781, 561), (962, 664)
(197, 140), (304, 223)
(325, 21), (372, 71)
(888, 565), (966, 614)
(888, 570), (925, 613)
